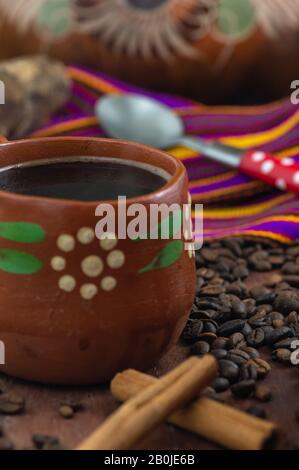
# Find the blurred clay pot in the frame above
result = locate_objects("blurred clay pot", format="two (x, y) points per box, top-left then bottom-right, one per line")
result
(0, 135), (195, 384)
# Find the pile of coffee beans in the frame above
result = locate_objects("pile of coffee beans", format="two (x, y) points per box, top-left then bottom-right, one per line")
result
(182, 237), (299, 404)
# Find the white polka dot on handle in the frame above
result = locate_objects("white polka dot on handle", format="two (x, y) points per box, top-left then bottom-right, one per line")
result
(276, 178), (286, 191)
(59, 275), (76, 293)
(80, 283), (98, 300)
(293, 171), (299, 185)
(101, 276), (117, 292)
(261, 160), (275, 174)
(252, 151), (266, 162)
(281, 158), (294, 167)
(81, 255), (104, 278)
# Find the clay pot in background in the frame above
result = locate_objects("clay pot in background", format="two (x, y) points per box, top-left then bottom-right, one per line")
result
(0, 0), (298, 103)
(0, 137), (195, 384)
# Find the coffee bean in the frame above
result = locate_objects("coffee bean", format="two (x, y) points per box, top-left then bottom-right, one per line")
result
(197, 332), (218, 344)
(202, 321), (217, 334)
(242, 323), (253, 337)
(227, 349), (250, 365)
(282, 262), (299, 275)
(262, 326), (275, 345)
(274, 292), (299, 315)
(218, 320), (246, 337)
(213, 377), (230, 393)
(247, 405), (267, 419)
(0, 437), (14, 450)
(227, 332), (245, 349)
(0, 394), (25, 415)
(273, 338), (297, 350)
(247, 358), (271, 378)
(211, 349), (227, 360)
(200, 285), (225, 297)
(267, 327), (292, 345)
(219, 359), (239, 383)
(181, 319), (203, 344)
(240, 346), (260, 359)
(255, 385), (272, 402)
(282, 275), (299, 288)
(201, 248), (219, 263)
(59, 405), (74, 419)
(233, 265), (249, 280)
(247, 328), (265, 347)
(272, 319), (285, 329)
(272, 348), (291, 363)
(231, 380), (256, 399)
(211, 337), (229, 350)
(191, 341), (210, 356)
(286, 312), (299, 325)
(239, 362), (258, 381)
(250, 286), (275, 304)
(32, 434), (60, 450)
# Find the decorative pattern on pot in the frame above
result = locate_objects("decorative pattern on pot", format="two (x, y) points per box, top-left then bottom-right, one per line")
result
(0, 222), (44, 275)
(1, 0), (298, 63)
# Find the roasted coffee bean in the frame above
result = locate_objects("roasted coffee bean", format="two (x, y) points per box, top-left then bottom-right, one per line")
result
(274, 292), (299, 315)
(226, 281), (247, 298)
(282, 262), (299, 275)
(201, 248), (219, 263)
(200, 285), (225, 297)
(213, 377), (230, 393)
(242, 323), (253, 337)
(0, 437), (13, 450)
(273, 338), (297, 350)
(197, 332), (218, 344)
(227, 332), (245, 349)
(32, 434), (60, 450)
(239, 362), (258, 381)
(191, 341), (210, 356)
(219, 359), (239, 383)
(247, 405), (267, 419)
(233, 265), (249, 280)
(243, 298), (256, 316)
(286, 312), (299, 325)
(272, 348), (291, 363)
(195, 299), (220, 311)
(240, 346), (260, 359)
(202, 321), (218, 334)
(59, 405), (74, 419)
(269, 255), (284, 267)
(272, 319), (285, 329)
(181, 319), (203, 344)
(211, 349), (227, 360)
(223, 239), (243, 257)
(247, 328), (265, 347)
(247, 358), (271, 378)
(249, 286), (275, 304)
(282, 275), (299, 288)
(267, 327), (292, 345)
(227, 349), (250, 365)
(262, 326), (275, 344)
(217, 320), (246, 337)
(0, 394), (25, 415)
(231, 380), (256, 399)
(231, 298), (247, 318)
(211, 337), (229, 350)
(255, 385), (272, 402)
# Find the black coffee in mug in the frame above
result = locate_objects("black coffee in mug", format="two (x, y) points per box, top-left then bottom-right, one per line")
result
(0, 157), (169, 201)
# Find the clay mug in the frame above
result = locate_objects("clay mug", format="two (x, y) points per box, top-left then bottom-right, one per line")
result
(0, 135), (195, 384)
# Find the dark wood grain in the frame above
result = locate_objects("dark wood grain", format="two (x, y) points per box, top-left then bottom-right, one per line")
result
(0, 271), (298, 450)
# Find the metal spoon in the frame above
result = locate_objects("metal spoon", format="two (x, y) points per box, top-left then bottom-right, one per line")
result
(96, 94), (299, 194)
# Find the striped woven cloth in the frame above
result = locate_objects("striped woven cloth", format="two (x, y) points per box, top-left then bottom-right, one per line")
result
(30, 65), (299, 244)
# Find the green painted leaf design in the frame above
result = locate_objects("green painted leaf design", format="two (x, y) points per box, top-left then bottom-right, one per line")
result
(139, 240), (184, 274)
(37, 0), (73, 38)
(0, 249), (43, 275)
(135, 209), (182, 241)
(0, 222), (45, 244)
(217, 0), (256, 38)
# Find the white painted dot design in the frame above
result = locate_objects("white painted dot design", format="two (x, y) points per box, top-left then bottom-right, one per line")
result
(51, 256), (66, 272)
(80, 283), (98, 300)
(261, 160), (275, 174)
(294, 171), (299, 185)
(77, 227), (95, 245)
(100, 233), (118, 251)
(59, 275), (76, 293)
(107, 250), (125, 269)
(252, 151), (266, 162)
(281, 158), (294, 167)
(101, 276), (117, 292)
(57, 234), (75, 252)
(276, 178), (286, 191)
(81, 255), (104, 278)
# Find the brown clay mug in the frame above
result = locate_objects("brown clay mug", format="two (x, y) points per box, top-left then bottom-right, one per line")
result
(0, 134), (195, 384)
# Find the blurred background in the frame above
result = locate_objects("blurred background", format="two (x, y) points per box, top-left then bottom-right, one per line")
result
(0, 0), (299, 105)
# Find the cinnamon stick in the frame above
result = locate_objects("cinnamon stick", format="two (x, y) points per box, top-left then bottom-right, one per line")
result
(111, 368), (280, 451)
(77, 355), (217, 450)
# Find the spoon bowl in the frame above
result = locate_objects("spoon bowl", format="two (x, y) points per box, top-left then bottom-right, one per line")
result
(96, 95), (184, 149)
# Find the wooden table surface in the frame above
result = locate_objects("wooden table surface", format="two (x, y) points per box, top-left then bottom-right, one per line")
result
(1, 272), (298, 450)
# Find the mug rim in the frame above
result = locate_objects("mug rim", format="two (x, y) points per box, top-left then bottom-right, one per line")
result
(0, 137), (186, 207)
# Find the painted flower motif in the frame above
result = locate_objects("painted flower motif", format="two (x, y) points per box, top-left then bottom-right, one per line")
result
(51, 228), (125, 299)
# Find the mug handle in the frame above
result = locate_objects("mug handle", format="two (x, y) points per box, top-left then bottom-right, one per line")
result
(0, 135), (7, 143)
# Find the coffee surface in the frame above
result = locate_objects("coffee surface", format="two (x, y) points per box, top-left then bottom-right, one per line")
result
(0, 159), (168, 201)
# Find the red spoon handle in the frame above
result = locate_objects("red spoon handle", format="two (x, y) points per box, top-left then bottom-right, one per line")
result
(240, 150), (299, 194)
